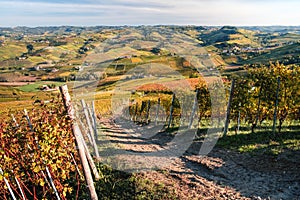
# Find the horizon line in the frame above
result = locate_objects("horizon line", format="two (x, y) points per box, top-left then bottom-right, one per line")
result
(1, 24), (300, 28)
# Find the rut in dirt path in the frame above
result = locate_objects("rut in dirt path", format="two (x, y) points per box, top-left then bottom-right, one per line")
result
(96, 117), (300, 200)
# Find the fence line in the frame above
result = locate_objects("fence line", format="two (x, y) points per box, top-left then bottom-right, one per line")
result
(60, 85), (98, 200)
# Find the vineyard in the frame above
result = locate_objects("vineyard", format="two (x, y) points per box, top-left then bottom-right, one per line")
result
(0, 97), (82, 199)
(0, 61), (299, 199)
(0, 89), (184, 199)
(123, 62), (300, 136)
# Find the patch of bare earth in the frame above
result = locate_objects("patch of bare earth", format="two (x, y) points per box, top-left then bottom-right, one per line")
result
(0, 81), (35, 86)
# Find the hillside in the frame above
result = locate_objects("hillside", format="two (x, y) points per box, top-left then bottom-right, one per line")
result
(199, 26), (261, 48)
(241, 42), (300, 65)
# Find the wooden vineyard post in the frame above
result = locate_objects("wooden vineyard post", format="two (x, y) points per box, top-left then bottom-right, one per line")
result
(91, 101), (98, 142)
(130, 103), (135, 122)
(0, 168), (17, 200)
(87, 105), (95, 132)
(24, 109), (33, 130)
(146, 100), (151, 124)
(155, 98), (160, 125)
(88, 102), (98, 142)
(81, 99), (100, 159)
(168, 94), (175, 128)
(140, 101), (147, 123)
(81, 137), (101, 180)
(188, 89), (199, 129)
(273, 77), (280, 134)
(254, 82), (263, 130)
(237, 102), (241, 134)
(11, 114), (19, 127)
(223, 79), (235, 137)
(45, 167), (61, 200)
(13, 173), (26, 200)
(134, 102), (138, 122)
(59, 85), (98, 200)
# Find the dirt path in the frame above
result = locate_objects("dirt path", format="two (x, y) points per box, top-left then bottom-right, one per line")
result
(97, 118), (300, 200)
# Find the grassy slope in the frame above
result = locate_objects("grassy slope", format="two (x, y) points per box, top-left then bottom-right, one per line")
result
(270, 32), (300, 44)
(217, 125), (300, 156)
(0, 42), (27, 61)
(241, 43), (300, 65)
(200, 27), (261, 47)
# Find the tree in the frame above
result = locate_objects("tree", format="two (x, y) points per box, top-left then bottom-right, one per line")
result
(26, 44), (34, 54)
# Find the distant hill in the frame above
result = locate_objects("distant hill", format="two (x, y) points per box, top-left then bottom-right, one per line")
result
(0, 25), (299, 79)
(241, 26), (300, 34)
(0, 26), (108, 36)
(199, 26), (261, 47)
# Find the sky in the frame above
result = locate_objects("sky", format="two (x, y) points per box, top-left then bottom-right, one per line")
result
(0, 0), (299, 27)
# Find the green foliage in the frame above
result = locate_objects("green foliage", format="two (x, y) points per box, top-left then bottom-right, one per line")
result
(243, 43), (300, 65)
(231, 62), (300, 133)
(95, 163), (178, 200)
(26, 44), (34, 54)
(18, 81), (64, 92)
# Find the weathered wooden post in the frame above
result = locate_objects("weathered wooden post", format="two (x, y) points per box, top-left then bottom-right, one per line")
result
(91, 101), (98, 141)
(81, 137), (101, 180)
(188, 89), (199, 129)
(87, 102), (99, 143)
(81, 99), (99, 158)
(168, 94), (175, 128)
(0, 168), (17, 200)
(272, 77), (280, 134)
(141, 101), (147, 123)
(155, 98), (160, 125)
(146, 100), (151, 124)
(254, 82), (263, 130)
(11, 114), (19, 127)
(223, 79), (235, 137)
(60, 85), (98, 200)
(134, 102), (138, 122)
(237, 102), (241, 134)
(13, 173), (26, 200)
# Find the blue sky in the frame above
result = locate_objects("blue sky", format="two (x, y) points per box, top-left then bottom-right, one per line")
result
(0, 0), (299, 27)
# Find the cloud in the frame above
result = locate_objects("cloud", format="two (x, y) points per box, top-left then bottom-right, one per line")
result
(0, 0), (299, 26)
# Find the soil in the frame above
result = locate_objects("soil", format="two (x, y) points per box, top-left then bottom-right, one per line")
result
(0, 81), (35, 86)
(97, 117), (300, 200)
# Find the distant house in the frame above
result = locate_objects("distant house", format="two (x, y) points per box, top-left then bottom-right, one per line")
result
(74, 66), (82, 71)
(232, 46), (240, 52)
(40, 84), (58, 91)
(116, 55), (132, 60)
(222, 50), (228, 53)
(51, 68), (59, 73)
(41, 85), (50, 90)
(38, 62), (54, 68)
(17, 55), (28, 60)
(33, 66), (40, 71)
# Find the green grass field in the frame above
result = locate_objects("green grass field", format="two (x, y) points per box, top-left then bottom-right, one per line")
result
(18, 81), (65, 92)
(217, 122), (300, 155)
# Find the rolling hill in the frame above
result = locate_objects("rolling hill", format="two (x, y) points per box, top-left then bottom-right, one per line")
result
(199, 26), (261, 48)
